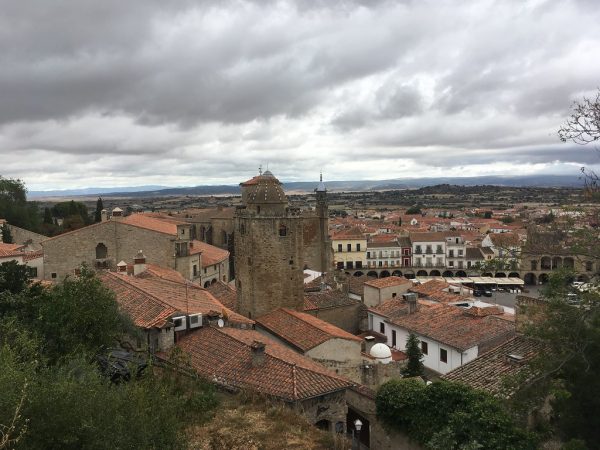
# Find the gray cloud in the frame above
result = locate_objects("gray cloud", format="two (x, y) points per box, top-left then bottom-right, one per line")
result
(0, 0), (599, 190)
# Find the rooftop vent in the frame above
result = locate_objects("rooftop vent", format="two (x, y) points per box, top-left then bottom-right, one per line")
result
(507, 354), (525, 364)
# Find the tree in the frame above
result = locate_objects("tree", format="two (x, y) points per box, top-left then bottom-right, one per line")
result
(0, 223), (12, 244)
(0, 261), (30, 296)
(406, 205), (422, 215)
(0, 177), (40, 232)
(401, 333), (424, 378)
(93, 197), (104, 223)
(484, 211), (493, 219)
(42, 208), (52, 225)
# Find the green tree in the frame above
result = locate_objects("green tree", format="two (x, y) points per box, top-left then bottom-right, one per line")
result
(42, 208), (53, 225)
(406, 205), (422, 215)
(0, 261), (30, 295)
(94, 197), (104, 223)
(0, 177), (40, 232)
(401, 333), (424, 378)
(484, 211), (493, 219)
(0, 223), (12, 244)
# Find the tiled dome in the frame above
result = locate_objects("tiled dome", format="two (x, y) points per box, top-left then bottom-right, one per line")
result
(241, 171), (287, 205)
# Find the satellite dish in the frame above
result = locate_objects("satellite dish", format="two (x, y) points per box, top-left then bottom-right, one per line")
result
(217, 319), (225, 328)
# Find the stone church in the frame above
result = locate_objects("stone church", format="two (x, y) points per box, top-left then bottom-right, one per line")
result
(234, 170), (331, 319)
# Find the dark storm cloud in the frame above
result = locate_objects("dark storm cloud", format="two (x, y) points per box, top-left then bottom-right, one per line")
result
(0, 0), (599, 189)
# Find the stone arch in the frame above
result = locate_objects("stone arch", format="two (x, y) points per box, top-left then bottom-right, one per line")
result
(541, 256), (551, 270)
(392, 270), (402, 277)
(380, 270), (390, 278)
(552, 256), (562, 269)
(539, 273), (550, 284)
(442, 270), (454, 277)
(524, 273), (537, 285)
(367, 271), (378, 278)
(353, 271), (364, 277)
(495, 272), (507, 278)
(204, 281), (210, 288)
(563, 257), (575, 269)
(430, 270), (441, 277)
(316, 419), (330, 431)
(95, 243), (108, 259)
(482, 272), (493, 277)
(508, 272), (520, 278)
(455, 270), (467, 277)
(404, 271), (415, 279)
(211, 279), (217, 285)
(416, 270), (428, 277)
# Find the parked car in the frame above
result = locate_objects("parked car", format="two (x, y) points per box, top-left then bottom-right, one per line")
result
(473, 290), (482, 297)
(483, 289), (493, 297)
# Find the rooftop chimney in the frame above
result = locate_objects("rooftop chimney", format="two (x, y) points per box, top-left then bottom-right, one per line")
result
(101, 209), (108, 222)
(112, 207), (123, 218)
(133, 250), (147, 276)
(364, 335), (376, 355)
(251, 341), (266, 367)
(116, 260), (127, 273)
(404, 293), (418, 314)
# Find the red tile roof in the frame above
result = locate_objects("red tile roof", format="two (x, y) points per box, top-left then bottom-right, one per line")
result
(177, 326), (353, 401)
(0, 243), (25, 258)
(121, 214), (184, 235)
(207, 282), (237, 309)
(256, 308), (362, 352)
(364, 276), (412, 289)
(189, 240), (229, 267)
(143, 264), (187, 283)
(370, 299), (515, 351)
(409, 279), (450, 296)
(22, 250), (44, 262)
(331, 227), (365, 240)
(100, 271), (253, 327)
(443, 335), (545, 398)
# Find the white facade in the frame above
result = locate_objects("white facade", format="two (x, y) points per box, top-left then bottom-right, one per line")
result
(412, 240), (446, 269)
(368, 311), (478, 374)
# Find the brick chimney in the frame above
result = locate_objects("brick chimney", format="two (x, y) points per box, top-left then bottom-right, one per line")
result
(133, 250), (147, 276)
(250, 341), (266, 367)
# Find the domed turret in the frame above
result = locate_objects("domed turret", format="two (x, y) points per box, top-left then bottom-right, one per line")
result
(370, 343), (392, 364)
(240, 170), (287, 215)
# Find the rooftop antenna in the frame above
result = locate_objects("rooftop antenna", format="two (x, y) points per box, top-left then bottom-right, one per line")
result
(320, 171), (323, 182)
(258, 164), (263, 175)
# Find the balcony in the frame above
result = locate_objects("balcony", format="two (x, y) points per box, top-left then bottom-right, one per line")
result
(414, 249), (423, 255)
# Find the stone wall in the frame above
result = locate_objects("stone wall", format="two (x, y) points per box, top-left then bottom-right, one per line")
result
(295, 390), (348, 432)
(7, 224), (47, 250)
(235, 214), (305, 318)
(42, 221), (177, 281)
(306, 302), (362, 333)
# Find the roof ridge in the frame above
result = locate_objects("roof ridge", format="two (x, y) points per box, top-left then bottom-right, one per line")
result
(280, 308), (331, 339)
(105, 272), (177, 310)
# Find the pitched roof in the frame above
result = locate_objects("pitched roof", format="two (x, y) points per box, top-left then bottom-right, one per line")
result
(0, 243), (25, 258)
(207, 281), (237, 309)
(331, 227), (365, 240)
(100, 271), (253, 327)
(465, 247), (484, 259)
(409, 279), (450, 297)
(22, 250), (44, 262)
(443, 335), (545, 397)
(303, 289), (358, 311)
(143, 264), (187, 283)
(489, 232), (521, 247)
(177, 326), (353, 401)
(370, 299), (515, 351)
(256, 308), (361, 352)
(409, 232), (449, 242)
(365, 276), (412, 289)
(189, 240), (229, 266)
(121, 214), (184, 235)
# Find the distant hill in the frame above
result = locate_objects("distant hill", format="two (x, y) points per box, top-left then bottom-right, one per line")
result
(28, 174), (582, 199)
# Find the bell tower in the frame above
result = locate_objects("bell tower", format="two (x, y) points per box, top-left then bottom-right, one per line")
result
(314, 172), (330, 275)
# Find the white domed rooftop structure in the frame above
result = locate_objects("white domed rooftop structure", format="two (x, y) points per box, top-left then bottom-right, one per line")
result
(370, 343), (392, 364)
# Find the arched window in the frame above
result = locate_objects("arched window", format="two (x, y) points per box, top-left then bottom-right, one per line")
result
(279, 224), (287, 237)
(95, 243), (108, 259)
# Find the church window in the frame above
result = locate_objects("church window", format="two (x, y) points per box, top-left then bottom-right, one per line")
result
(279, 224), (287, 237)
(95, 243), (108, 259)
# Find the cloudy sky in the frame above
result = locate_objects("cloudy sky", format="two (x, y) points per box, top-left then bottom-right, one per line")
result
(2, 0), (600, 191)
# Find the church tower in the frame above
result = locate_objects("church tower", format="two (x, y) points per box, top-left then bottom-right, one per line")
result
(234, 170), (305, 319)
(315, 173), (331, 275)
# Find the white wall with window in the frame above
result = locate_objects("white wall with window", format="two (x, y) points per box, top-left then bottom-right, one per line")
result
(368, 311), (478, 374)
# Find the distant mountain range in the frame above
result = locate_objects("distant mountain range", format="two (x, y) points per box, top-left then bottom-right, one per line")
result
(28, 174), (583, 199)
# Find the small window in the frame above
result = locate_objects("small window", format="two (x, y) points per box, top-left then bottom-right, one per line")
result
(338, 244), (343, 252)
(379, 322), (385, 334)
(367, 251), (371, 258)
(346, 261), (354, 269)
(337, 262), (344, 269)
(51, 272), (57, 279)
(421, 341), (428, 355)
(440, 348), (448, 363)
(347, 243), (352, 252)
(28, 267), (38, 278)
(356, 243), (361, 251)
(356, 261), (362, 269)
(392, 330), (397, 347)
(193, 265), (198, 276)
(392, 293), (397, 298)
(173, 317), (183, 328)
(279, 224), (287, 237)
(586, 261), (593, 271)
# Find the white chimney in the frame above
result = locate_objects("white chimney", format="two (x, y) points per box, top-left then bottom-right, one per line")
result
(116, 260), (127, 273)
(133, 250), (147, 276)
(101, 209), (108, 222)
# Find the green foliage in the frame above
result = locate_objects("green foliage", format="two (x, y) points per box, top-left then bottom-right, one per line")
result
(500, 215), (515, 224)
(401, 333), (424, 378)
(483, 211), (493, 219)
(0, 261), (30, 295)
(94, 197), (104, 223)
(1, 223), (12, 243)
(376, 379), (536, 450)
(42, 207), (53, 225)
(406, 205), (422, 215)
(0, 176), (40, 232)
(51, 200), (91, 231)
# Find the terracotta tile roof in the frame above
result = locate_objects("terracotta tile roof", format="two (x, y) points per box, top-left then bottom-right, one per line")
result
(409, 279), (450, 297)
(189, 240), (229, 266)
(121, 214), (184, 235)
(370, 299), (515, 351)
(465, 247), (484, 259)
(303, 289), (358, 311)
(0, 243), (25, 258)
(409, 232), (449, 242)
(177, 326), (353, 401)
(367, 240), (400, 248)
(489, 232), (521, 247)
(365, 276), (412, 289)
(331, 227), (365, 240)
(347, 274), (376, 296)
(256, 308), (361, 352)
(100, 271), (253, 327)
(398, 236), (412, 247)
(443, 335), (545, 397)
(143, 264), (186, 283)
(22, 250), (44, 262)
(207, 282), (237, 309)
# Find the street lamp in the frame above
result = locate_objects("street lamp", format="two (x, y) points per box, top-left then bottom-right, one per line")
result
(353, 419), (363, 450)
